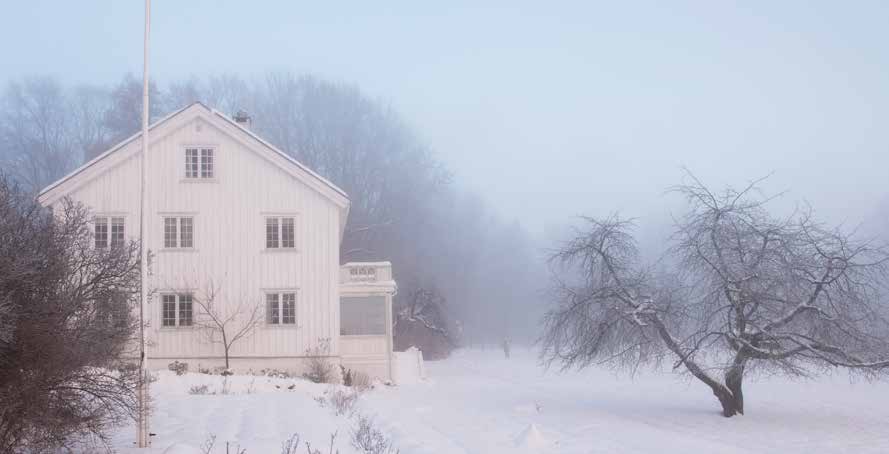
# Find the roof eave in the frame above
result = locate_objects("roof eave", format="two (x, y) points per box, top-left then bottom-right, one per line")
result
(37, 102), (202, 204)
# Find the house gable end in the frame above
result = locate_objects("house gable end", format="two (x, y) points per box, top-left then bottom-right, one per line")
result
(37, 104), (350, 217)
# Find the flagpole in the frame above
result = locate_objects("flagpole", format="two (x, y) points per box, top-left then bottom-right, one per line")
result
(137, 0), (151, 448)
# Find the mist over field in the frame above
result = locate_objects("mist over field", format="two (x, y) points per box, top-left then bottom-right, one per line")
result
(2, 2), (889, 453)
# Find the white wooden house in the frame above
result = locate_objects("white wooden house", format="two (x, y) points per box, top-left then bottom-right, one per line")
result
(38, 103), (398, 381)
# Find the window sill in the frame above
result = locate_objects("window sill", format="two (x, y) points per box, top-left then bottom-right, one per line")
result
(265, 323), (298, 329)
(180, 178), (218, 184)
(157, 248), (199, 253)
(262, 248), (300, 254)
(158, 326), (197, 331)
(95, 245), (128, 250)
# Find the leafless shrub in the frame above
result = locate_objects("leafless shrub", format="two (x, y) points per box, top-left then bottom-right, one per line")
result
(168, 361), (189, 376)
(280, 433), (301, 454)
(351, 415), (399, 454)
(281, 431), (340, 454)
(303, 338), (337, 384)
(0, 177), (141, 451)
(200, 433), (216, 454)
(315, 387), (360, 416)
(541, 171), (889, 417)
(225, 441), (247, 454)
(340, 365), (353, 387)
(261, 368), (293, 379)
(189, 385), (210, 395)
(329, 388), (359, 416)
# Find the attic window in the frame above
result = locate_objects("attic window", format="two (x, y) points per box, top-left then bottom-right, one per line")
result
(185, 147), (214, 179)
(266, 217), (296, 249)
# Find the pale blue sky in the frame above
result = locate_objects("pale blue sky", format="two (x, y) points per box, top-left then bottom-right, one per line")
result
(2, 1), (888, 235)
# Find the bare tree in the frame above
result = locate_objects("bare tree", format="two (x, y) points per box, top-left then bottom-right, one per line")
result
(103, 73), (163, 145)
(394, 286), (454, 359)
(0, 77), (78, 192)
(541, 173), (889, 417)
(70, 84), (113, 162)
(0, 176), (141, 451)
(193, 282), (263, 370)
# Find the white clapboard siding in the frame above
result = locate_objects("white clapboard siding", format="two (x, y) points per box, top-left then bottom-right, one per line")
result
(39, 104), (347, 362)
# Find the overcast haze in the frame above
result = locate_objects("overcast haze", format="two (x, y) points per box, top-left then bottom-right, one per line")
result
(2, 0), (888, 236)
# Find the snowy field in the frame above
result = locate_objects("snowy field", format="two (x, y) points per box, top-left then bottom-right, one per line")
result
(113, 348), (889, 453)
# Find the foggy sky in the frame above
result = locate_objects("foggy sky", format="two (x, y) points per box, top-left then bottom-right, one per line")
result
(2, 0), (888, 238)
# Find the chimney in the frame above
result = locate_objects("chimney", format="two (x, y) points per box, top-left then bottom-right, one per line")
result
(233, 110), (252, 130)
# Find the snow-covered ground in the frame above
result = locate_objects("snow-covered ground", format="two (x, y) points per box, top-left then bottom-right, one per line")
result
(113, 348), (889, 453)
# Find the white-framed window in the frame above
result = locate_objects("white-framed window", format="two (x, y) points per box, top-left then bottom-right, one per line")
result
(161, 293), (193, 327)
(185, 148), (198, 178)
(163, 216), (194, 249)
(97, 291), (129, 328)
(201, 148), (214, 178)
(95, 216), (125, 249)
(266, 291), (296, 325)
(111, 217), (125, 247)
(185, 147), (214, 179)
(265, 216), (296, 249)
(340, 296), (387, 335)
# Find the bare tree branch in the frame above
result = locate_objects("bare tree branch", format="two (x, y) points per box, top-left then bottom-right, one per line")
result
(542, 173), (889, 417)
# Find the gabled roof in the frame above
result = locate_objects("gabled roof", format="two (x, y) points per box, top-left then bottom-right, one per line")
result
(38, 102), (349, 209)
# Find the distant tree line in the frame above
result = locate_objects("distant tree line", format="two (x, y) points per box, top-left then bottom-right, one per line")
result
(0, 73), (546, 356)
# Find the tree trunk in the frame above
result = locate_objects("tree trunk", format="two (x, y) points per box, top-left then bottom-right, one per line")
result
(723, 357), (746, 416)
(222, 331), (230, 370)
(716, 348), (748, 416)
(652, 317), (744, 417)
(712, 386), (742, 417)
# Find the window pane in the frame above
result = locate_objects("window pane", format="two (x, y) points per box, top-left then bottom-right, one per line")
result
(180, 217), (193, 248)
(281, 218), (295, 248)
(340, 296), (386, 335)
(185, 148), (199, 178)
(201, 148), (214, 178)
(110, 217), (125, 248)
(266, 293), (280, 324)
(100, 292), (129, 328)
(282, 293), (296, 324)
(266, 218), (279, 248)
(164, 217), (178, 248)
(178, 294), (193, 326)
(94, 217), (108, 249)
(162, 295), (176, 327)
